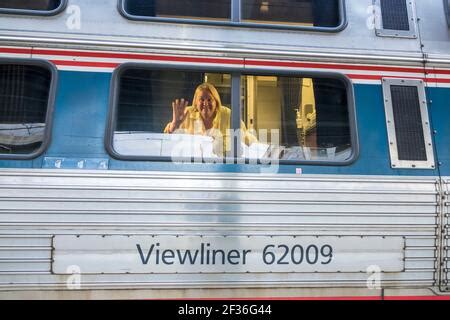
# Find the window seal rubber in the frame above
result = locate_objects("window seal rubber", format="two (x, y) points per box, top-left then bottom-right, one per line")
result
(0, 0), (67, 16)
(0, 58), (58, 160)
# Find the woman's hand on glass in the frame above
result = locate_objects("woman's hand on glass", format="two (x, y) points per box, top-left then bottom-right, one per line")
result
(168, 98), (189, 133)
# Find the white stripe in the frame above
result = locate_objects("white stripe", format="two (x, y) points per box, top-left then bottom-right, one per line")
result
(55, 65), (115, 73)
(351, 79), (381, 85)
(0, 53), (31, 58)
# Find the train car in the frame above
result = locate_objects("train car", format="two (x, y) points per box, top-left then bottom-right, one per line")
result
(0, 0), (449, 299)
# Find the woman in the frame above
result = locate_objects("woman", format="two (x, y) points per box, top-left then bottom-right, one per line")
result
(164, 83), (257, 155)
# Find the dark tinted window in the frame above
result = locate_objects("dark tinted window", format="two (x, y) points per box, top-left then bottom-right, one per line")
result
(123, 0), (343, 28)
(242, 0), (340, 27)
(0, 0), (62, 11)
(124, 0), (231, 21)
(0, 64), (52, 155)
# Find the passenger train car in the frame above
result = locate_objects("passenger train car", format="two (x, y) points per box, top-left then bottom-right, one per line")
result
(0, 0), (449, 299)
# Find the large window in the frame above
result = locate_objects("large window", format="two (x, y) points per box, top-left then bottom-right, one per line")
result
(120, 0), (345, 30)
(108, 64), (356, 165)
(0, 0), (66, 15)
(0, 62), (56, 158)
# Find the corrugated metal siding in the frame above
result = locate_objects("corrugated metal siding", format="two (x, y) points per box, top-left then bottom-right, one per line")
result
(0, 169), (440, 291)
(445, 178), (449, 290)
(0, 236), (52, 273)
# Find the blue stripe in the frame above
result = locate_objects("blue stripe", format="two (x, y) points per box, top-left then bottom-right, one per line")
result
(0, 71), (445, 177)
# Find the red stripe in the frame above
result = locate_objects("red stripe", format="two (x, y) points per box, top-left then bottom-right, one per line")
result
(158, 295), (450, 301)
(347, 74), (383, 80)
(384, 296), (450, 301)
(49, 59), (450, 84)
(245, 59), (426, 74)
(0, 47), (32, 55)
(0, 46), (446, 79)
(33, 48), (244, 65)
(426, 69), (450, 75)
(430, 78), (450, 83)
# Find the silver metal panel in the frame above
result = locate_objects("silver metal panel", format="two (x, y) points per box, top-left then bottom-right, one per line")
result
(444, 178), (449, 290)
(0, 0), (424, 63)
(382, 78), (435, 169)
(52, 235), (404, 274)
(0, 271), (437, 291)
(0, 236), (52, 273)
(405, 237), (436, 247)
(404, 248), (436, 258)
(0, 169), (440, 291)
(416, 0), (450, 61)
(373, 0), (418, 38)
(403, 258), (435, 270)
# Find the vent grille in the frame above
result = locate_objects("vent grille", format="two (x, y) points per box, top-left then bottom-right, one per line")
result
(390, 85), (427, 161)
(380, 0), (410, 31)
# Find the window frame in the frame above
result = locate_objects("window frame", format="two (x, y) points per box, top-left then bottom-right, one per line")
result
(373, 0), (417, 39)
(106, 62), (359, 166)
(381, 78), (435, 170)
(117, 0), (348, 32)
(0, 58), (58, 160)
(0, 0), (67, 16)
(445, 0), (450, 28)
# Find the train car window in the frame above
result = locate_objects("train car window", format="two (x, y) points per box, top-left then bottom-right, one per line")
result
(445, 0), (450, 27)
(0, 62), (56, 159)
(240, 75), (354, 163)
(120, 0), (346, 31)
(123, 0), (231, 21)
(109, 65), (357, 164)
(373, 0), (417, 38)
(382, 78), (435, 169)
(0, 0), (66, 15)
(110, 67), (233, 161)
(241, 0), (340, 27)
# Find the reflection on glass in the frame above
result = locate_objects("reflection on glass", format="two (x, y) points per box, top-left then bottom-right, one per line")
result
(114, 70), (245, 160)
(241, 75), (351, 161)
(0, 0), (61, 11)
(241, 0), (340, 27)
(124, 0), (231, 21)
(0, 65), (51, 155)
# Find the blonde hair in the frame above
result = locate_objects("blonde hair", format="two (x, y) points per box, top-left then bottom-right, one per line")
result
(191, 83), (222, 111)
